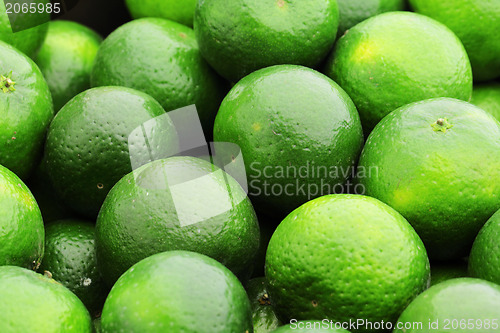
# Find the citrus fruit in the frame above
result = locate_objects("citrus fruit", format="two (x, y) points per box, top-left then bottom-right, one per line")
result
(214, 65), (364, 216)
(0, 0), (49, 58)
(34, 20), (102, 111)
(324, 11), (472, 133)
(394, 278), (500, 332)
(100, 250), (253, 333)
(337, 0), (405, 36)
(125, 0), (196, 27)
(471, 83), (500, 121)
(246, 277), (281, 333)
(357, 98), (500, 260)
(265, 194), (430, 327)
(44, 86), (179, 218)
(0, 265), (92, 332)
(468, 208), (500, 285)
(39, 219), (109, 316)
(430, 261), (468, 286)
(0, 164), (44, 269)
(409, 0), (500, 82)
(91, 18), (226, 134)
(96, 156), (260, 285)
(194, 0), (339, 82)
(272, 321), (350, 332)
(0, 40), (53, 179)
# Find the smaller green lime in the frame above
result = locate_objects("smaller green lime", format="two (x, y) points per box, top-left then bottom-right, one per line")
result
(471, 83), (500, 121)
(0, 266), (92, 332)
(272, 321), (351, 332)
(35, 20), (102, 111)
(394, 278), (500, 332)
(246, 277), (281, 333)
(0, 164), (44, 269)
(469, 209), (500, 285)
(101, 251), (253, 333)
(125, 0), (196, 27)
(39, 219), (109, 316)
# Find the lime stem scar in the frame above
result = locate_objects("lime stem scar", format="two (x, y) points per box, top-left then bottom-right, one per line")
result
(0, 71), (16, 93)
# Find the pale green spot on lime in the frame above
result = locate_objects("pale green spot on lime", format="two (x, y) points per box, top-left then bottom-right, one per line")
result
(252, 123), (262, 131)
(0, 71), (15, 93)
(431, 118), (453, 133)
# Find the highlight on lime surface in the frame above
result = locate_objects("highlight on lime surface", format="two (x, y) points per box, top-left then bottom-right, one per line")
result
(324, 11), (472, 133)
(265, 194), (430, 327)
(96, 156), (259, 286)
(100, 251), (253, 333)
(357, 98), (500, 260)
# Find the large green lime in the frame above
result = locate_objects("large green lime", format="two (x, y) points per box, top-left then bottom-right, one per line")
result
(0, 266), (92, 332)
(96, 156), (260, 286)
(214, 65), (363, 216)
(194, 0), (339, 82)
(357, 98), (500, 260)
(265, 194), (430, 329)
(100, 251), (253, 332)
(324, 11), (472, 133)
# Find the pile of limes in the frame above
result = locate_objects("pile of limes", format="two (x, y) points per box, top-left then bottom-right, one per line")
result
(0, 0), (499, 332)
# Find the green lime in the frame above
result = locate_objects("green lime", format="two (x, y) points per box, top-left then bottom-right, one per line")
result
(214, 65), (363, 216)
(324, 11), (472, 133)
(469, 209), (500, 285)
(34, 20), (102, 111)
(409, 0), (500, 82)
(246, 277), (281, 333)
(0, 40), (53, 179)
(0, 164), (44, 269)
(44, 86), (179, 218)
(272, 321), (350, 332)
(194, 0), (339, 82)
(125, 0), (196, 27)
(471, 83), (500, 121)
(0, 1), (48, 58)
(265, 194), (430, 327)
(357, 98), (500, 260)
(96, 156), (260, 286)
(0, 265), (92, 332)
(394, 278), (500, 332)
(430, 261), (468, 286)
(91, 18), (226, 134)
(337, 0), (405, 36)
(101, 250), (253, 333)
(39, 219), (109, 316)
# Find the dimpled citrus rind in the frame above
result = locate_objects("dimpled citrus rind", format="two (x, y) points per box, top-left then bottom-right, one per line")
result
(265, 194), (430, 329)
(357, 98), (500, 260)
(101, 251), (253, 333)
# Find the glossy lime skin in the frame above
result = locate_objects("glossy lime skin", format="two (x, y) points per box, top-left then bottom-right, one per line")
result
(324, 11), (472, 133)
(272, 321), (350, 332)
(44, 86), (178, 218)
(214, 65), (364, 216)
(265, 194), (430, 328)
(101, 251), (253, 333)
(39, 219), (109, 315)
(194, 0), (339, 82)
(337, 0), (404, 36)
(0, 164), (44, 269)
(469, 209), (500, 285)
(357, 98), (500, 260)
(410, 0), (500, 82)
(35, 21), (102, 111)
(96, 156), (260, 286)
(91, 18), (226, 134)
(394, 278), (500, 332)
(0, 266), (92, 332)
(247, 277), (281, 333)
(0, 41), (53, 179)
(471, 83), (500, 121)
(125, 0), (196, 27)
(0, 1), (48, 58)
